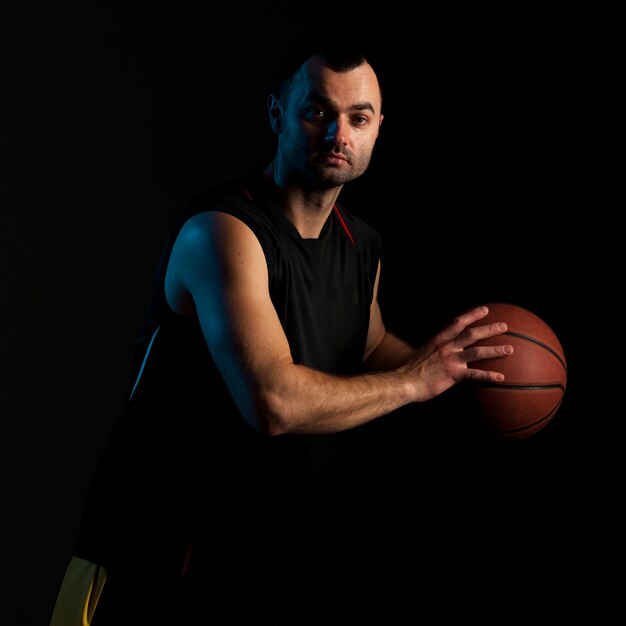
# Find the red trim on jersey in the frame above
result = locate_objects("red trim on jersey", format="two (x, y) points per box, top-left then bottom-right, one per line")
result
(237, 188), (355, 246)
(238, 185), (253, 202)
(180, 525), (196, 578)
(333, 204), (356, 245)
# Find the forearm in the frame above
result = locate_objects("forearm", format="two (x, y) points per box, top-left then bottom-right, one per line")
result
(261, 362), (415, 436)
(258, 331), (420, 435)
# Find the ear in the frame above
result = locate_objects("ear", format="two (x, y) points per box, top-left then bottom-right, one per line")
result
(267, 94), (283, 134)
(374, 113), (384, 139)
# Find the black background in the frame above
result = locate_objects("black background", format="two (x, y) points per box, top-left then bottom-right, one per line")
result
(7, 4), (615, 625)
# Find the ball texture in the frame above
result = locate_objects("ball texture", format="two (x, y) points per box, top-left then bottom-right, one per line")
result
(465, 302), (567, 442)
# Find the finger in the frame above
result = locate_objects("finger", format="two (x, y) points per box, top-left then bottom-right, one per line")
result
(465, 366), (508, 384)
(460, 320), (509, 348)
(461, 343), (514, 365)
(434, 305), (490, 346)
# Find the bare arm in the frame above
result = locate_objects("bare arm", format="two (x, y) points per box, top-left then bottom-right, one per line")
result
(166, 212), (512, 436)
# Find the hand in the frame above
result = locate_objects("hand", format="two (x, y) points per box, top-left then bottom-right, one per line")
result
(403, 305), (513, 403)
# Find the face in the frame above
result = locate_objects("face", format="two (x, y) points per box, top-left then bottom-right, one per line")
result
(270, 55), (384, 189)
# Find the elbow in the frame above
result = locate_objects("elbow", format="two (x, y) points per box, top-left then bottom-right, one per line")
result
(237, 363), (300, 436)
(228, 379), (291, 436)
(256, 388), (293, 437)
(265, 421), (288, 437)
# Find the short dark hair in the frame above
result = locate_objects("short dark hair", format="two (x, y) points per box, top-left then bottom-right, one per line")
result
(273, 36), (380, 101)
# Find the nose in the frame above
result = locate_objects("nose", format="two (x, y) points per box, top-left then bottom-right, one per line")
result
(325, 117), (348, 146)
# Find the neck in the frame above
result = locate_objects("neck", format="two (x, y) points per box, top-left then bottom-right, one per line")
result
(262, 162), (341, 239)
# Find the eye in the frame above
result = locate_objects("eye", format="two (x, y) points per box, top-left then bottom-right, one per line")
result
(352, 114), (370, 126)
(305, 107), (327, 122)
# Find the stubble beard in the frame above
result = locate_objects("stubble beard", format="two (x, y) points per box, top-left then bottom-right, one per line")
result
(306, 150), (373, 189)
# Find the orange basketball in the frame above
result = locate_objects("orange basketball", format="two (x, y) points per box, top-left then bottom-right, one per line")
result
(465, 302), (567, 442)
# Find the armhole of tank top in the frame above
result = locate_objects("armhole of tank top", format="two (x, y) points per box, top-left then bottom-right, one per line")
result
(229, 182), (277, 281)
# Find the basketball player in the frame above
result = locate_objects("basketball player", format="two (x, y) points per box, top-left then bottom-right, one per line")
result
(49, 38), (513, 625)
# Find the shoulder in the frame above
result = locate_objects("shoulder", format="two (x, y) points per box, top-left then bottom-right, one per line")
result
(180, 174), (280, 261)
(176, 211), (256, 253)
(166, 207), (269, 313)
(170, 174), (282, 280)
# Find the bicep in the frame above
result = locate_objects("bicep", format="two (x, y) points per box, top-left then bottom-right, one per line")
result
(169, 211), (293, 430)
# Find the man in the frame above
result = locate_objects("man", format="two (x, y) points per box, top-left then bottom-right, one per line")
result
(50, 38), (512, 625)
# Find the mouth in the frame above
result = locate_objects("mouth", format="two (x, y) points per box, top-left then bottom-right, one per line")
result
(318, 152), (349, 166)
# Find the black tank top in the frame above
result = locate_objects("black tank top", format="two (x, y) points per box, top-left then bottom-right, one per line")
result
(76, 170), (382, 614)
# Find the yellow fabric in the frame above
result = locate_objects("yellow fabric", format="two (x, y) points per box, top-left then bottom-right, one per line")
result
(49, 556), (108, 626)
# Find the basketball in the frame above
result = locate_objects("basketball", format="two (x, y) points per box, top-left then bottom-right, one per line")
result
(465, 302), (567, 442)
